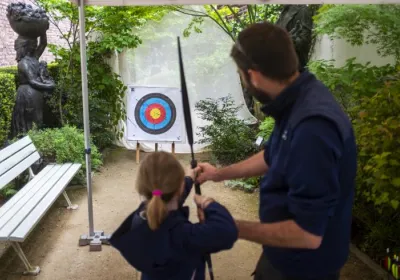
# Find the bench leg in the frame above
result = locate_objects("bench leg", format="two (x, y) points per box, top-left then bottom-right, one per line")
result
(63, 191), (79, 210)
(11, 242), (40, 276)
(28, 167), (35, 180)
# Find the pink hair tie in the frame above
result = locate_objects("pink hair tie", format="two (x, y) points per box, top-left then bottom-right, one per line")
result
(152, 189), (163, 197)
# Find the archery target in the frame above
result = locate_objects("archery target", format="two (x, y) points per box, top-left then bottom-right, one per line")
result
(135, 93), (176, 135)
(126, 86), (185, 143)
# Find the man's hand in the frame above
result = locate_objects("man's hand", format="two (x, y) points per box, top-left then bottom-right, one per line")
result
(195, 151), (268, 184)
(195, 163), (220, 184)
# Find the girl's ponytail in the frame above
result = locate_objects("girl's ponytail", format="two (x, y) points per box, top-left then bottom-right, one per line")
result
(146, 190), (167, 230)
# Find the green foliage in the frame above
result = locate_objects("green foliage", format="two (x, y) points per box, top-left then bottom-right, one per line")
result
(257, 117), (275, 142)
(352, 79), (400, 211)
(33, 0), (170, 149)
(28, 126), (102, 182)
(195, 95), (258, 166)
(308, 58), (396, 117)
(314, 4), (400, 60)
(225, 178), (259, 193)
(0, 183), (18, 201)
(0, 73), (16, 146)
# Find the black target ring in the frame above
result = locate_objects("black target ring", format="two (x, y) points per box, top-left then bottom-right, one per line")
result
(134, 93), (177, 135)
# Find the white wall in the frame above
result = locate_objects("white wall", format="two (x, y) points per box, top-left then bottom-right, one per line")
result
(312, 34), (395, 67)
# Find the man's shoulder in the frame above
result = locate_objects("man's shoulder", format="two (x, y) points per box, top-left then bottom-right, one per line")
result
(291, 116), (345, 153)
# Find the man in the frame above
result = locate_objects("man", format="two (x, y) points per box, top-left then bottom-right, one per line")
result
(195, 22), (357, 280)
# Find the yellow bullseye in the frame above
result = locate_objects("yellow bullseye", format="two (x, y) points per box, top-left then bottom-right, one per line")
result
(150, 108), (161, 119)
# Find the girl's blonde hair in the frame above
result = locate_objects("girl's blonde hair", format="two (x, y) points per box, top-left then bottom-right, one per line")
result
(136, 151), (185, 230)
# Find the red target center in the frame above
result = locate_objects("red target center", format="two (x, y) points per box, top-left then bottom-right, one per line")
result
(145, 104), (166, 124)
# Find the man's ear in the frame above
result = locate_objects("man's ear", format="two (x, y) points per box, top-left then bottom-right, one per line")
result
(248, 69), (262, 88)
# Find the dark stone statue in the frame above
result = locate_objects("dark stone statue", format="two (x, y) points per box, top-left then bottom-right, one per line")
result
(276, 5), (314, 70)
(7, 2), (55, 137)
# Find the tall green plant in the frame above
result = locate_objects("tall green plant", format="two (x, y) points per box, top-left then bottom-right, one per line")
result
(352, 79), (400, 211)
(33, 0), (169, 149)
(195, 95), (258, 166)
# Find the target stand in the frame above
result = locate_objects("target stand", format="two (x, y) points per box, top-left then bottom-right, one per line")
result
(127, 86), (185, 160)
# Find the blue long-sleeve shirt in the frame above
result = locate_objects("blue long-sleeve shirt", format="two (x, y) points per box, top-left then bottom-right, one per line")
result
(109, 177), (238, 280)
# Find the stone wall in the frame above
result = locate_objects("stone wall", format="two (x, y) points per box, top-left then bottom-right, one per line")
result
(0, 0), (70, 67)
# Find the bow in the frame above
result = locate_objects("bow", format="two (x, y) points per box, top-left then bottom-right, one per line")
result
(177, 36), (214, 280)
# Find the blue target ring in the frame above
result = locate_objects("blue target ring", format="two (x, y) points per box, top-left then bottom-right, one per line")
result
(134, 93), (176, 135)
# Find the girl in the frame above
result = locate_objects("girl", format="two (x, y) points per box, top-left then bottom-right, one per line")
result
(109, 152), (238, 280)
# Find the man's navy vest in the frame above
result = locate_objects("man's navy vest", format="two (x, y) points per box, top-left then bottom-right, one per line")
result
(259, 70), (357, 278)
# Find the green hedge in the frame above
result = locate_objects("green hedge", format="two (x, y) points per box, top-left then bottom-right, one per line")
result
(0, 64), (59, 89)
(0, 73), (16, 146)
(0, 64), (59, 145)
(28, 126), (102, 183)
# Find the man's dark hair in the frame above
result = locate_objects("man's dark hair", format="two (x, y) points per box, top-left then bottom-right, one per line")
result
(231, 22), (299, 82)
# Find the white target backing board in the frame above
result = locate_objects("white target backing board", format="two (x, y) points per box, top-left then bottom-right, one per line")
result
(126, 86), (185, 143)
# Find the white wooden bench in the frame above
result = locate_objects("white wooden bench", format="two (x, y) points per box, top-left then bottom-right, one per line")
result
(0, 136), (81, 276)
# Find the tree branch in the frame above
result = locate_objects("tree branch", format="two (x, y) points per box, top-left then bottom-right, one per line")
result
(227, 6), (246, 29)
(172, 6), (208, 17)
(209, 5), (235, 41)
(173, 6), (235, 41)
(247, 5), (255, 23)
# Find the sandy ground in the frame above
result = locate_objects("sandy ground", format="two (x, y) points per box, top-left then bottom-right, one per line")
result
(0, 148), (378, 280)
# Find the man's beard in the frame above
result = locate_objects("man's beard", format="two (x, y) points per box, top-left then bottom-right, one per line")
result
(244, 79), (273, 105)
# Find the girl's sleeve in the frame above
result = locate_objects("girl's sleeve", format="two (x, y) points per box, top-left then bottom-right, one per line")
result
(178, 202), (238, 254)
(178, 176), (194, 207)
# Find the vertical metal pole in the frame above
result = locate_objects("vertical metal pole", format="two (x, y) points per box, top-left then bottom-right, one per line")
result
(78, 0), (94, 237)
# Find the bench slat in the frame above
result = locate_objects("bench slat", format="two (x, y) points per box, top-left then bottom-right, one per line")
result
(0, 166), (62, 231)
(0, 164), (72, 241)
(0, 136), (32, 164)
(0, 165), (56, 221)
(0, 143), (36, 176)
(10, 163), (81, 242)
(0, 152), (41, 190)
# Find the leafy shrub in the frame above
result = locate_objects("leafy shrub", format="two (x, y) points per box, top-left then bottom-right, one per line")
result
(225, 179), (258, 193)
(0, 73), (16, 147)
(0, 183), (18, 202)
(47, 44), (127, 150)
(28, 126), (103, 182)
(308, 58), (396, 117)
(352, 79), (400, 211)
(257, 117), (275, 143)
(351, 79), (400, 257)
(195, 95), (258, 166)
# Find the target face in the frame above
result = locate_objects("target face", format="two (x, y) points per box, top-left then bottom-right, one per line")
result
(134, 93), (177, 135)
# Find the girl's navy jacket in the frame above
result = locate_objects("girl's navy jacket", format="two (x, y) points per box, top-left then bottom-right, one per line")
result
(109, 177), (238, 280)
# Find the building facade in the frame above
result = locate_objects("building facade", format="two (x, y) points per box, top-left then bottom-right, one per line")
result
(0, 0), (69, 67)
